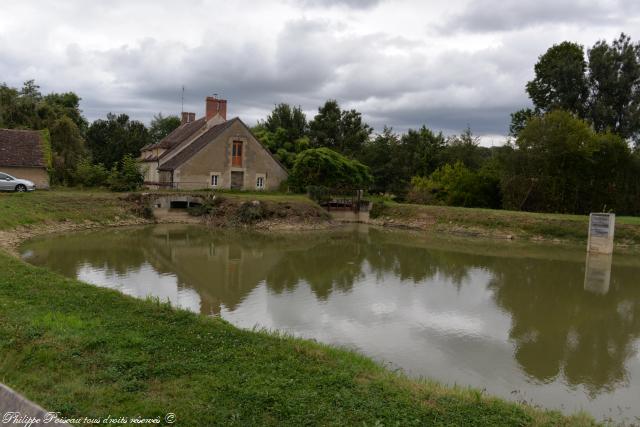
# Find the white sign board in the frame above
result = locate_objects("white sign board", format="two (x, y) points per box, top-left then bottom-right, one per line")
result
(587, 213), (615, 254)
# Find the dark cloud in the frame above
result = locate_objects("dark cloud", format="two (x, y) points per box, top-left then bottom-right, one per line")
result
(3, 0), (635, 141)
(444, 0), (638, 33)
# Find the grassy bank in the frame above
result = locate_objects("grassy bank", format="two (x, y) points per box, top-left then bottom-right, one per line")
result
(372, 200), (640, 247)
(0, 189), (600, 425)
(0, 251), (594, 426)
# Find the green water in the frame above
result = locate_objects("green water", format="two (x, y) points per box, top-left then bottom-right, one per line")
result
(21, 224), (640, 422)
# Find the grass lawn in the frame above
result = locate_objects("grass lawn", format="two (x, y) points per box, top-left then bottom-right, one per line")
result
(0, 251), (595, 426)
(375, 200), (640, 245)
(0, 188), (316, 231)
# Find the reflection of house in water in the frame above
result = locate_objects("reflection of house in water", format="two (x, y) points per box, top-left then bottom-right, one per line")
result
(143, 225), (286, 315)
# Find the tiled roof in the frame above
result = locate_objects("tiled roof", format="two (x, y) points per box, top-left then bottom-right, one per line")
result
(158, 119), (237, 171)
(0, 129), (46, 168)
(151, 117), (206, 151)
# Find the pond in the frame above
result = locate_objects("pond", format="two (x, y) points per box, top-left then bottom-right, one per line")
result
(20, 224), (640, 423)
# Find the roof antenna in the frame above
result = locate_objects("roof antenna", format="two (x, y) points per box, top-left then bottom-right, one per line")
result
(181, 85), (185, 113)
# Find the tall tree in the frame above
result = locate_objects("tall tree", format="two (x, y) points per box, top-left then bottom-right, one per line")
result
(400, 125), (447, 177)
(309, 100), (372, 156)
(359, 127), (407, 195)
(86, 113), (150, 169)
(262, 103), (308, 141)
(49, 116), (86, 184)
(149, 113), (181, 144)
(588, 33), (640, 142)
(526, 42), (589, 115)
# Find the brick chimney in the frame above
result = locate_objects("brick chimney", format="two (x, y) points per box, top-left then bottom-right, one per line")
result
(181, 112), (196, 125)
(206, 96), (227, 121)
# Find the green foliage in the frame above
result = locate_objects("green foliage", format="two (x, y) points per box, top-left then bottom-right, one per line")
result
(49, 116), (86, 185)
(261, 103), (308, 141)
(0, 80), (87, 185)
(509, 108), (538, 137)
(234, 201), (268, 224)
(148, 113), (181, 144)
(519, 33), (640, 144)
(107, 154), (144, 192)
(526, 41), (589, 115)
(309, 100), (372, 156)
(501, 110), (637, 213)
(369, 200), (388, 219)
(74, 158), (110, 187)
(409, 161), (500, 208)
(289, 147), (373, 192)
(588, 33), (640, 141)
(87, 113), (151, 169)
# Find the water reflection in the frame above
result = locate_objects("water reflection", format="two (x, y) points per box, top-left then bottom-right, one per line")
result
(584, 253), (613, 294)
(21, 225), (640, 421)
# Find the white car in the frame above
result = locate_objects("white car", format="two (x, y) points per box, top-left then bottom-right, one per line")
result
(0, 172), (36, 192)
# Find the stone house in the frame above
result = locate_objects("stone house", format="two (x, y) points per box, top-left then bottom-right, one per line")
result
(0, 129), (50, 189)
(139, 97), (288, 190)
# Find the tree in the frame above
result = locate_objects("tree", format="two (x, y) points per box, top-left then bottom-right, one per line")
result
(289, 147), (373, 192)
(261, 103), (307, 141)
(400, 126), (447, 178)
(49, 116), (86, 184)
(253, 104), (310, 169)
(588, 33), (640, 142)
(509, 108), (538, 137)
(87, 113), (151, 169)
(149, 113), (181, 144)
(526, 41), (589, 115)
(502, 110), (634, 213)
(409, 161), (500, 208)
(359, 127), (407, 195)
(309, 100), (372, 156)
(442, 127), (489, 170)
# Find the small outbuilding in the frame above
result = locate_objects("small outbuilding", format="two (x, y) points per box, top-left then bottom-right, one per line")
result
(0, 129), (50, 189)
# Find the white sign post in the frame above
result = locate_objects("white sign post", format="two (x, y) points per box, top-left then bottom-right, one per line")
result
(587, 213), (615, 254)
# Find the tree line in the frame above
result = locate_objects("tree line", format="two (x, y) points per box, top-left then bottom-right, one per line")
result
(0, 80), (180, 190)
(256, 33), (640, 215)
(1, 32), (639, 214)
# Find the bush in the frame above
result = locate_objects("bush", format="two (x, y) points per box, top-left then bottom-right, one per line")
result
(369, 200), (387, 219)
(289, 148), (372, 192)
(108, 154), (144, 192)
(74, 158), (109, 187)
(408, 161), (500, 208)
(234, 201), (269, 224)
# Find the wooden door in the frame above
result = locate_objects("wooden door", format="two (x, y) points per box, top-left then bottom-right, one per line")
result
(231, 171), (244, 190)
(232, 141), (243, 167)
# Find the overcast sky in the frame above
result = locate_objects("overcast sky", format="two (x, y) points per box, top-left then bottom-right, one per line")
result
(1, 0), (638, 144)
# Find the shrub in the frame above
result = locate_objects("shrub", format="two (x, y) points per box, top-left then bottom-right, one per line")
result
(289, 148), (372, 192)
(369, 200), (387, 219)
(408, 161), (500, 208)
(234, 201), (269, 224)
(108, 155), (144, 192)
(74, 158), (109, 187)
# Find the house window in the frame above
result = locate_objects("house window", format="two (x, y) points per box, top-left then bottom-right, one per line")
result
(256, 175), (265, 190)
(232, 141), (243, 167)
(210, 173), (220, 187)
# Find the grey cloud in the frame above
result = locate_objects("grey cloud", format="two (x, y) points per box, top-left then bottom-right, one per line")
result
(294, 0), (382, 9)
(443, 0), (638, 33)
